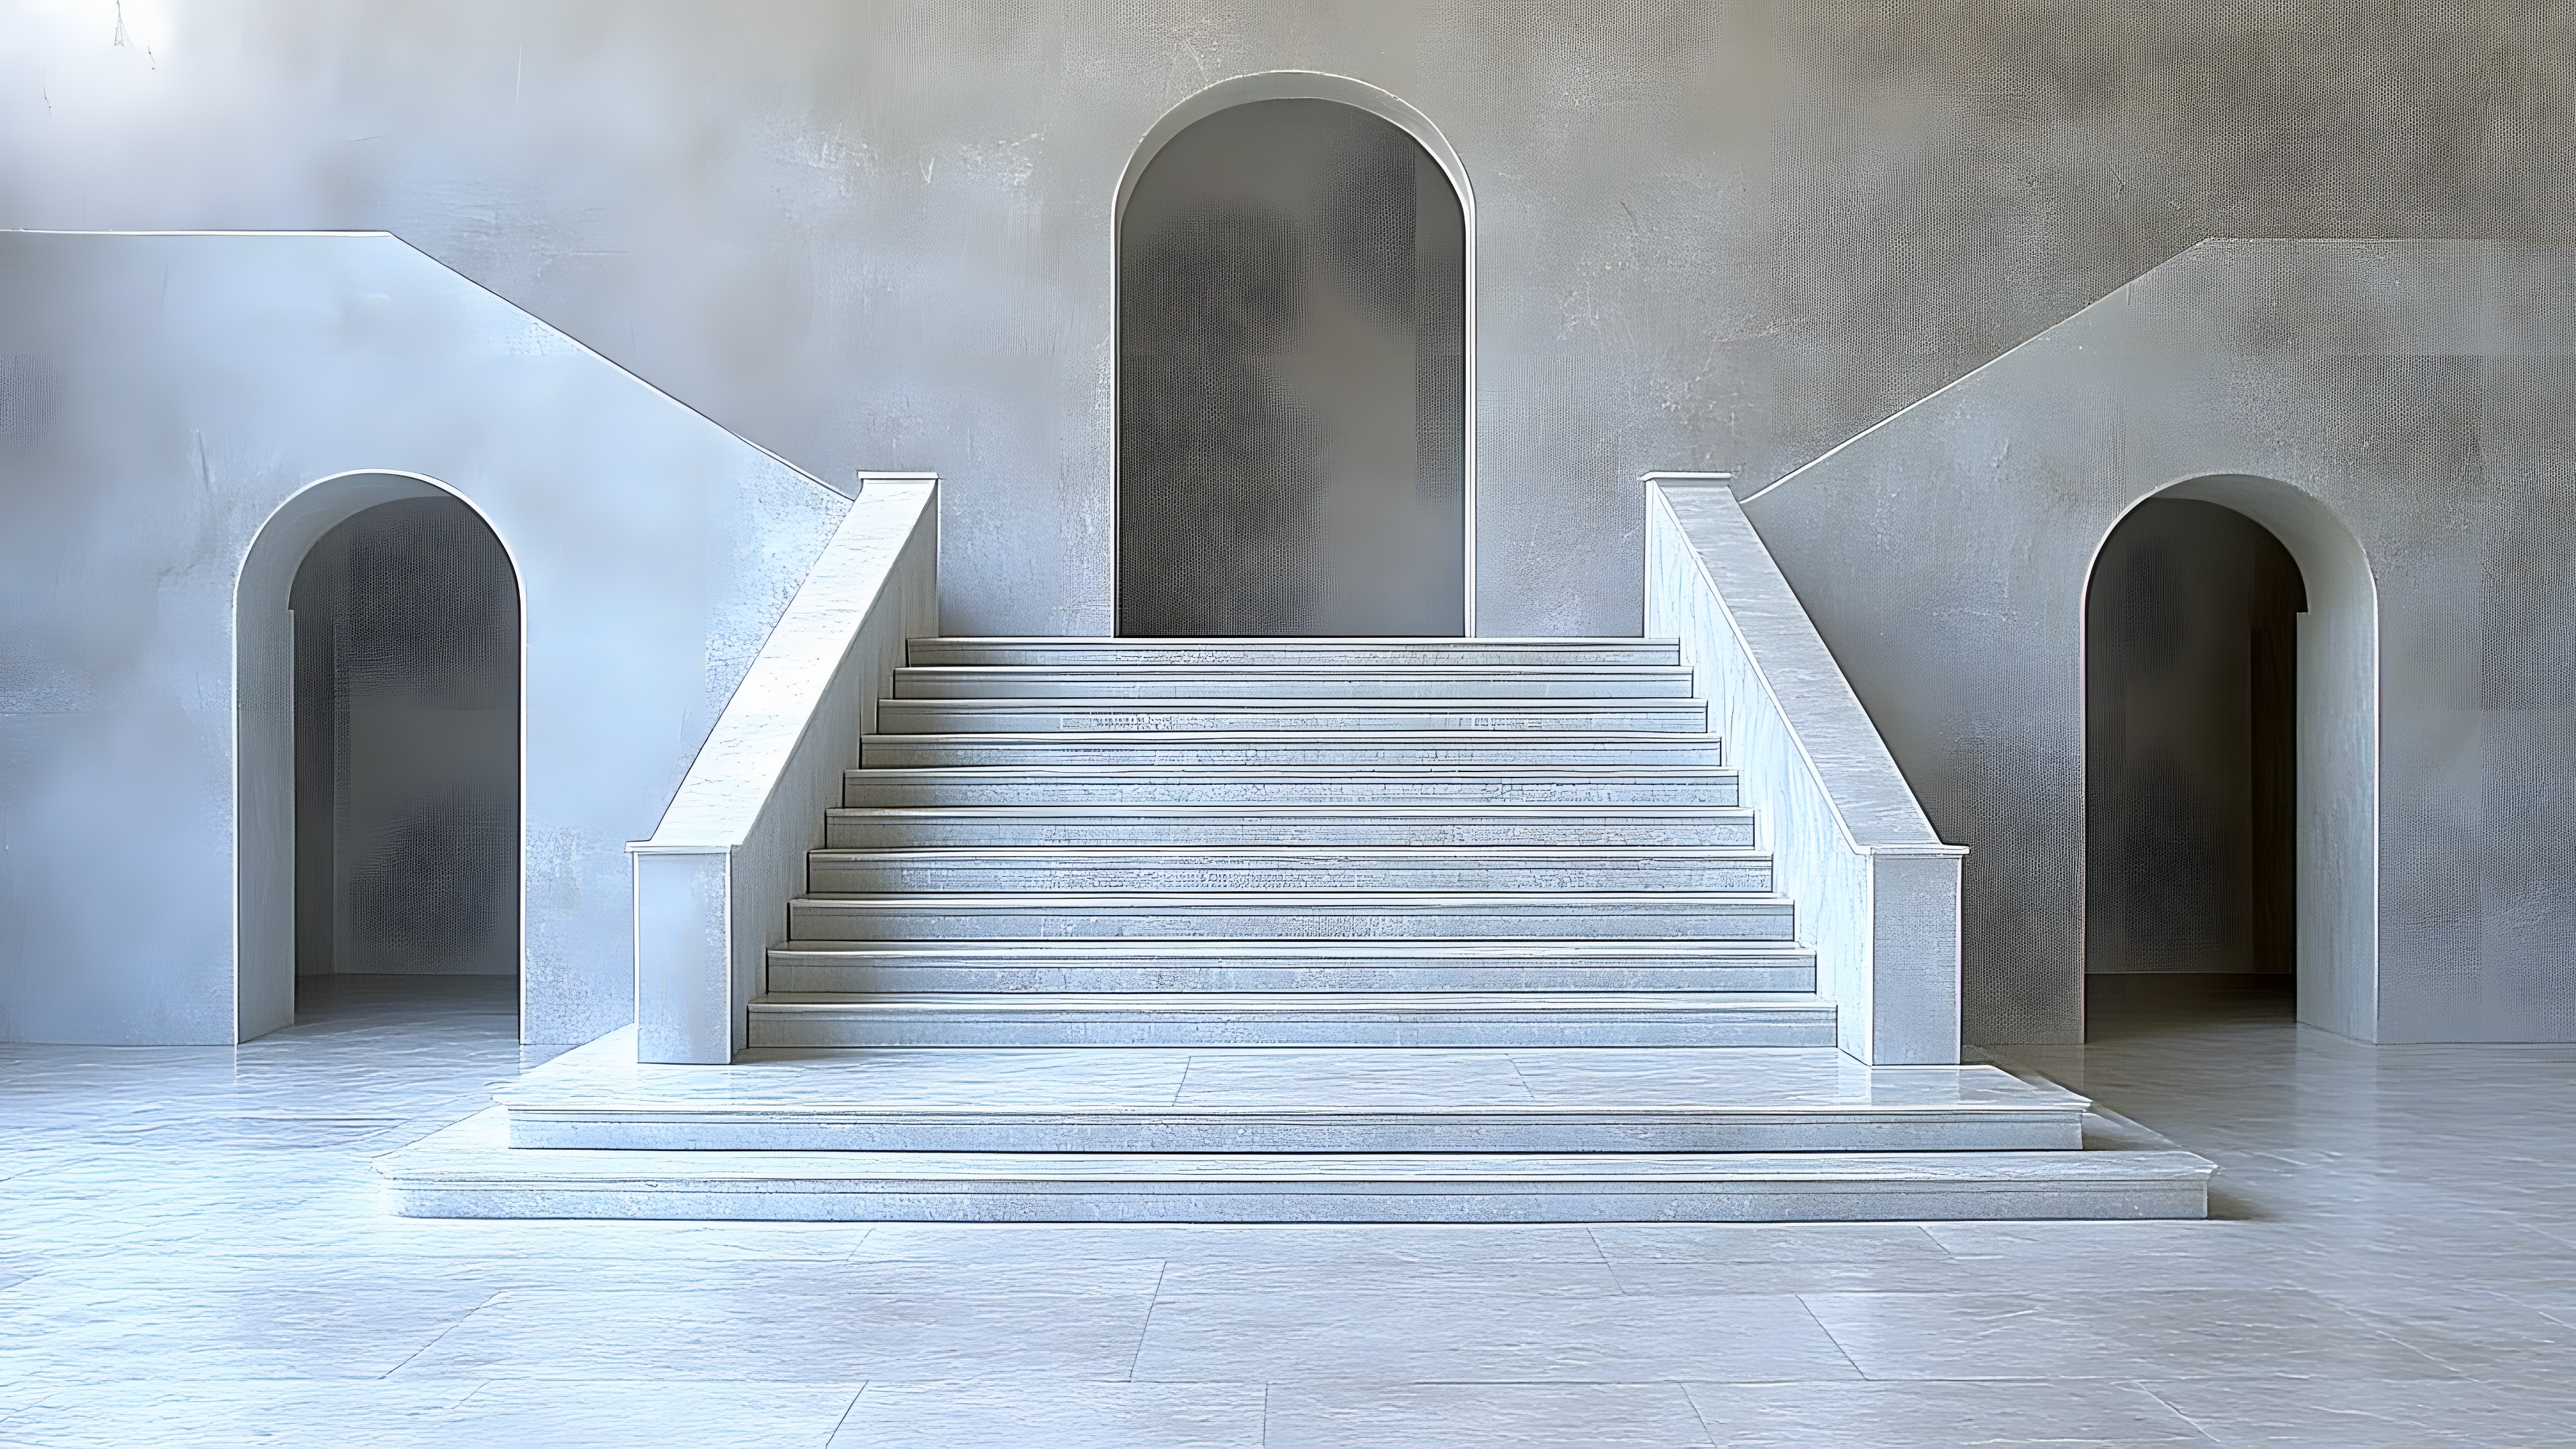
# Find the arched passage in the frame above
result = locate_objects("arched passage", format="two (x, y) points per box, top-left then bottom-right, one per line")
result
(235, 472), (523, 1041)
(1116, 74), (1471, 637)
(2082, 475), (2379, 1040)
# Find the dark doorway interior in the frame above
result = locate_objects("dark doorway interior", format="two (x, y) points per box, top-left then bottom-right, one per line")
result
(1118, 97), (1467, 637)
(290, 496), (520, 1017)
(2086, 498), (2306, 1029)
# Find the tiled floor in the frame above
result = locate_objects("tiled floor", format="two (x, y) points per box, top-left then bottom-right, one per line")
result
(2, 977), (2573, 1446)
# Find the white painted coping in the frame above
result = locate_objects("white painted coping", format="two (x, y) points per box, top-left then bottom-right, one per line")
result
(1645, 476), (1964, 1065)
(630, 476), (938, 1064)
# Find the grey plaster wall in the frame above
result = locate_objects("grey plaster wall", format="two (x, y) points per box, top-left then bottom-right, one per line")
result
(5, 3), (2571, 636)
(0, 231), (847, 1044)
(1743, 240), (2576, 1046)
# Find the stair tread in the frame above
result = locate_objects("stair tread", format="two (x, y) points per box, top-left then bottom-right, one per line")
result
(866, 730), (1722, 743)
(794, 889), (1796, 905)
(384, 1108), (2206, 1187)
(498, 1034), (2067, 1115)
(808, 845), (1771, 861)
(828, 804), (1754, 818)
(768, 938), (1813, 957)
(845, 766), (1740, 779)
(749, 990), (1833, 1013)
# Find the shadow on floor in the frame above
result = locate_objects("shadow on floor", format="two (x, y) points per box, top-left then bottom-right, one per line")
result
(291, 973), (519, 1033)
(2085, 972), (2295, 1040)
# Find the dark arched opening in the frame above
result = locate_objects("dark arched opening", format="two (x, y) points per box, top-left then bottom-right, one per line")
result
(1117, 95), (1468, 636)
(2086, 498), (2308, 1027)
(236, 481), (522, 1038)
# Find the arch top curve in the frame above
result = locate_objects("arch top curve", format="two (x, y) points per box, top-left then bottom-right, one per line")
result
(1116, 71), (1474, 224)
(237, 469), (523, 611)
(2147, 472), (2376, 605)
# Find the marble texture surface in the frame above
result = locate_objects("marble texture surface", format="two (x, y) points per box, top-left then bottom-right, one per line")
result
(5, 978), (2576, 1444)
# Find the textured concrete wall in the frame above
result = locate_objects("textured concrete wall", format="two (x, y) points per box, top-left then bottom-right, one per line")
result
(1744, 240), (2576, 1046)
(0, 232), (847, 1044)
(5, 2), (2572, 635)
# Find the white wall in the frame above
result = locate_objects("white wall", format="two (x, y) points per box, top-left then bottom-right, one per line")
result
(0, 231), (847, 1044)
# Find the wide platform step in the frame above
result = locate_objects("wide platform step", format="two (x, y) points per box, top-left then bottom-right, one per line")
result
(904, 638), (1684, 669)
(805, 846), (1774, 894)
(824, 804), (1758, 849)
(490, 1038), (2082, 1154)
(841, 767), (1743, 809)
(788, 890), (1798, 942)
(743, 990), (1837, 1049)
(380, 1109), (2210, 1223)
(859, 732), (1725, 770)
(763, 940), (1817, 994)
(894, 665), (1698, 700)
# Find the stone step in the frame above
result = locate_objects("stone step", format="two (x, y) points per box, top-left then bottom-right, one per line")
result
(378, 1107), (2214, 1222)
(824, 805), (1758, 849)
(805, 846), (1775, 894)
(763, 940), (1818, 994)
(841, 767), (1743, 809)
(858, 733), (1727, 770)
(894, 665), (1699, 700)
(787, 890), (1798, 942)
(906, 637), (1684, 669)
(872, 697), (1711, 734)
(743, 991), (1836, 1049)
(490, 1038), (2083, 1154)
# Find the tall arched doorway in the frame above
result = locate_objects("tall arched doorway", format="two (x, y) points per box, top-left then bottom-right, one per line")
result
(1116, 76), (1470, 637)
(2082, 476), (2379, 1040)
(235, 473), (522, 1040)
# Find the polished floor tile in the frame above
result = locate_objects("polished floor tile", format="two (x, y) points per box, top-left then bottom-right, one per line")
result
(1682, 1381), (2216, 1448)
(830, 1381), (1263, 1448)
(5, 977), (2576, 1445)
(1263, 1382), (1717, 1448)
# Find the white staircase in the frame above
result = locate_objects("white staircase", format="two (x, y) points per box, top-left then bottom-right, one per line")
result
(760, 636), (1825, 1051)
(378, 637), (2212, 1221)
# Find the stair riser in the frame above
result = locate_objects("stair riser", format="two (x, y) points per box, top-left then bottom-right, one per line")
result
(390, 1179), (2208, 1224)
(763, 963), (1819, 993)
(905, 642), (1684, 669)
(859, 739), (1729, 769)
(894, 668), (1697, 700)
(843, 773), (1743, 808)
(806, 859), (1775, 893)
(786, 902), (1797, 941)
(873, 702), (1711, 733)
(511, 1115), (2079, 1154)
(744, 1012), (1837, 1050)
(824, 814), (1758, 849)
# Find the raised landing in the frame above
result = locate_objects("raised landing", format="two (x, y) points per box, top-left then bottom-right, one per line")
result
(374, 1032), (2212, 1221)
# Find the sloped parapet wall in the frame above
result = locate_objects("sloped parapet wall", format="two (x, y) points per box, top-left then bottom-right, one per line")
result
(0, 231), (849, 1044)
(1646, 478), (1964, 1065)
(1741, 239), (2576, 1046)
(632, 477), (938, 1065)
